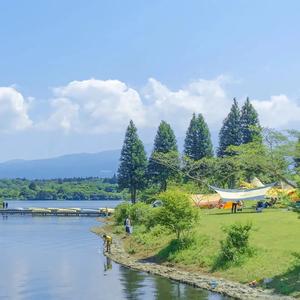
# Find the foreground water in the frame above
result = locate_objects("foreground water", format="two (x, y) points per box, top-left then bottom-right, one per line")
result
(0, 201), (229, 300)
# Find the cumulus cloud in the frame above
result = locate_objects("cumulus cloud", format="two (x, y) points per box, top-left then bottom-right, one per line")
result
(0, 87), (32, 132)
(43, 76), (232, 134)
(143, 76), (231, 130)
(49, 79), (146, 133)
(252, 95), (300, 128)
(0, 78), (299, 136)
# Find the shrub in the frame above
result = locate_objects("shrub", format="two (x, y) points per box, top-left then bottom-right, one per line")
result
(138, 186), (160, 204)
(215, 222), (253, 268)
(114, 202), (131, 225)
(114, 201), (159, 228)
(157, 189), (198, 240)
(129, 202), (153, 225)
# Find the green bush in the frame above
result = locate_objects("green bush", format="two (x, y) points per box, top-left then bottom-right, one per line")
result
(114, 201), (160, 228)
(138, 186), (160, 204)
(128, 202), (152, 225)
(114, 202), (131, 225)
(214, 222), (253, 269)
(157, 188), (198, 240)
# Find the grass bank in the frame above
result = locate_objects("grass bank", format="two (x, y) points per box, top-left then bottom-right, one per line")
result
(111, 208), (300, 298)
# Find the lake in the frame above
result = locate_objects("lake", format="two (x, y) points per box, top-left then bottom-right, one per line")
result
(0, 201), (230, 300)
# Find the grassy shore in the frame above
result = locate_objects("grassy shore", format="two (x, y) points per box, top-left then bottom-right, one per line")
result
(110, 208), (299, 298)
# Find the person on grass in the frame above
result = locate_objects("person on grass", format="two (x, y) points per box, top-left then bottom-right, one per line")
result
(231, 201), (238, 213)
(124, 216), (132, 234)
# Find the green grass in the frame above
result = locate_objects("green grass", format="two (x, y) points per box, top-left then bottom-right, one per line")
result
(128, 208), (300, 298)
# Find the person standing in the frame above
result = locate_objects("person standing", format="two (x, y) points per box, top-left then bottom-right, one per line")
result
(231, 201), (237, 213)
(5, 202), (8, 209)
(125, 216), (131, 234)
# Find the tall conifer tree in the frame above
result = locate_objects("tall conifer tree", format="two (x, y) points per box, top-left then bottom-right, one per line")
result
(147, 121), (179, 191)
(217, 98), (242, 157)
(117, 120), (147, 203)
(240, 97), (261, 143)
(184, 113), (213, 160)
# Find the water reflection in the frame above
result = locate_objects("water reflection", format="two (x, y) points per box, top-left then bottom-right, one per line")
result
(0, 203), (230, 300)
(119, 266), (229, 300)
(104, 256), (113, 272)
(120, 266), (148, 299)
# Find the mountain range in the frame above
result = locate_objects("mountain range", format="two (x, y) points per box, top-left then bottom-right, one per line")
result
(0, 150), (121, 179)
(0, 133), (218, 179)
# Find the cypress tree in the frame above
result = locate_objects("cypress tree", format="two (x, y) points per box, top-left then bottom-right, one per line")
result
(184, 113), (213, 160)
(217, 98), (242, 157)
(147, 121), (179, 191)
(117, 120), (147, 203)
(240, 97), (261, 144)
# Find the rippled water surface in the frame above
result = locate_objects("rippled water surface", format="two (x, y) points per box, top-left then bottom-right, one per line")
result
(0, 201), (230, 300)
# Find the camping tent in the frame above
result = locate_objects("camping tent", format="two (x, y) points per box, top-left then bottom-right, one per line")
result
(210, 183), (275, 202)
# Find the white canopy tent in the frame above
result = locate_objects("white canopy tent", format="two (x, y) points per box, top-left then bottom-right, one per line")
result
(210, 183), (275, 202)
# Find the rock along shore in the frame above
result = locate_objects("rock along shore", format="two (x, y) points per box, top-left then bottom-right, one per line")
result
(92, 225), (294, 300)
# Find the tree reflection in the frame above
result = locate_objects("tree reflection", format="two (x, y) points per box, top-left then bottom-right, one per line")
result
(119, 266), (146, 300)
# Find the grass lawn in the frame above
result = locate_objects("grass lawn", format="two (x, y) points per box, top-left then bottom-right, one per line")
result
(123, 208), (300, 298)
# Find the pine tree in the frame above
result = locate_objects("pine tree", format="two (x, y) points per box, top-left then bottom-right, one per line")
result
(184, 113), (213, 160)
(240, 97), (261, 144)
(217, 98), (242, 157)
(147, 121), (179, 191)
(117, 120), (147, 203)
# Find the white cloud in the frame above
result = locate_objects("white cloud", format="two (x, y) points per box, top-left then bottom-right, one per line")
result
(49, 79), (146, 133)
(252, 95), (300, 128)
(44, 76), (232, 134)
(40, 98), (79, 132)
(143, 76), (231, 130)
(0, 78), (299, 136)
(0, 87), (32, 132)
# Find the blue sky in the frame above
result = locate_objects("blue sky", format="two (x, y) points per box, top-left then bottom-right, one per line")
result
(0, 0), (300, 161)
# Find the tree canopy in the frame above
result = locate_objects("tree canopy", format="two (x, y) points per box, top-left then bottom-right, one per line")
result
(184, 113), (213, 160)
(218, 98), (242, 157)
(117, 120), (147, 203)
(147, 121), (179, 191)
(240, 97), (261, 144)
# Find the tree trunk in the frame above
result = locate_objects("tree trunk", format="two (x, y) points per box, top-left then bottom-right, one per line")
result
(131, 187), (136, 204)
(161, 180), (167, 192)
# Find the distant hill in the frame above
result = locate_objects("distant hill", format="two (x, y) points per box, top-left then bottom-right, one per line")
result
(0, 150), (121, 179)
(0, 133), (218, 179)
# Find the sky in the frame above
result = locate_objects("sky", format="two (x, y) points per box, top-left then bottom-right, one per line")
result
(0, 0), (300, 161)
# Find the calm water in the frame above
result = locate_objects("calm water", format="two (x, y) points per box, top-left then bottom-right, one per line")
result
(0, 201), (229, 300)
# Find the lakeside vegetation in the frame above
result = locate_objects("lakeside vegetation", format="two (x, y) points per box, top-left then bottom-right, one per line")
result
(111, 201), (299, 297)
(110, 98), (300, 297)
(0, 177), (123, 200)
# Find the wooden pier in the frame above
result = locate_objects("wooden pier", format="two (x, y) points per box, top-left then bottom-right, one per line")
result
(0, 207), (114, 217)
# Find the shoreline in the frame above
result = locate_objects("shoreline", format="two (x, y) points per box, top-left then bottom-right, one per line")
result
(91, 223), (294, 300)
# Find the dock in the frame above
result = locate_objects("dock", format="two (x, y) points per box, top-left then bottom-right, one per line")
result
(0, 207), (114, 217)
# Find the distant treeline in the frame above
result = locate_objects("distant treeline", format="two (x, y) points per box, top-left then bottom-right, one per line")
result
(0, 176), (123, 200)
